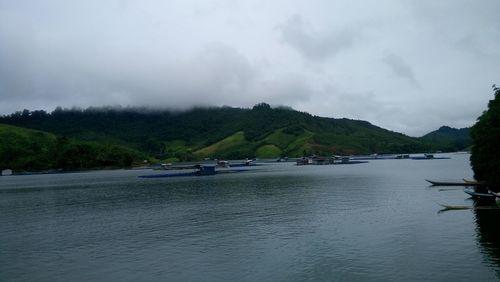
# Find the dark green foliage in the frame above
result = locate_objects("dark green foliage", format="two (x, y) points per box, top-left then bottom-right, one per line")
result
(55, 142), (137, 170)
(0, 124), (140, 171)
(470, 87), (500, 190)
(420, 126), (471, 151)
(282, 124), (304, 135)
(0, 124), (56, 171)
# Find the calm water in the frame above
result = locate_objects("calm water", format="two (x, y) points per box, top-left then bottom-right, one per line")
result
(1, 154), (499, 281)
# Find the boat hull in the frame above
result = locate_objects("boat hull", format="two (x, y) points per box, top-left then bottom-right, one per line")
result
(426, 179), (485, 186)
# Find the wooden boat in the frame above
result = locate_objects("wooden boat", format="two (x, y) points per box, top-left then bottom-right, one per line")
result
(463, 189), (496, 199)
(439, 204), (473, 210)
(438, 203), (500, 212)
(425, 179), (478, 186)
(490, 190), (500, 197)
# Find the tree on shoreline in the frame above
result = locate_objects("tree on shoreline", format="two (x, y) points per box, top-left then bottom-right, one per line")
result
(470, 85), (500, 191)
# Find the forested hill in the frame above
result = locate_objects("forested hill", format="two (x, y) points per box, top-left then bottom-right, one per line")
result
(0, 104), (465, 163)
(420, 126), (471, 152)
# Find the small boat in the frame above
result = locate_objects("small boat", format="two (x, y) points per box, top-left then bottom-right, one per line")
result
(438, 203), (500, 212)
(463, 189), (496, 199)
(216, 160), (230, 168)
(489, 190), (500, 197)
(426, 179), (477, 186)
(439, 204), (473, 210)
(296, 157), (311, 165)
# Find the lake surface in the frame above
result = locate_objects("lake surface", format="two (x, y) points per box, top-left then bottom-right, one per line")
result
(1, 154), (500, 281)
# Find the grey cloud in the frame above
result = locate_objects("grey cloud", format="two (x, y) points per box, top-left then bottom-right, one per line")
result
(118, 43), (311, 109)
(1, 1), (500, 136)
(456, 34), (500, 61)
(382, 54), (420, 88)
(0, 37), (309, 113)
(299, 84), (392, 124)
(251, 73), (312, 106)
(279, 15), (359, 61)
(409, 0), (500, 60)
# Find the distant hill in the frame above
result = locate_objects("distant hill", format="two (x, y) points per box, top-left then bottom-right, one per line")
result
(419, 126), (471, 152)
(0, 104), (471, 169)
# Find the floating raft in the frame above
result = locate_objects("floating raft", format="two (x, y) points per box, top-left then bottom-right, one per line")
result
(139, 165), (248, 178)
(411, 156), (451, 160)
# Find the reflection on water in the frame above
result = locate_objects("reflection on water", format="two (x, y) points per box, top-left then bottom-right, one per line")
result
(473, 203), (500, 278)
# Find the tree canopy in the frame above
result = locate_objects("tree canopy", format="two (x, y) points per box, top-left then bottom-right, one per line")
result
(0, 124), (140, 171)
(470, 86), (500, 191)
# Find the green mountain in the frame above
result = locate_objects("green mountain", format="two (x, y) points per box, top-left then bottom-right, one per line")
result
(0, 104), (470, 170)
(420, 126), (471, 152)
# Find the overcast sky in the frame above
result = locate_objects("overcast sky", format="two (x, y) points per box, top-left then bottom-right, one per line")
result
(1, 0), (499, 136)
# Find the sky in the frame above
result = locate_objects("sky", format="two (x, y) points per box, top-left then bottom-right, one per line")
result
(0, 0), (499, 136)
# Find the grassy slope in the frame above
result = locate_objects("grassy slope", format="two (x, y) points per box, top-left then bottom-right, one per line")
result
(191, 129), (317, 159)
(267, 129), (314, 157)
(256, 145), (281, 158)
(195, 131), (248, 157)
